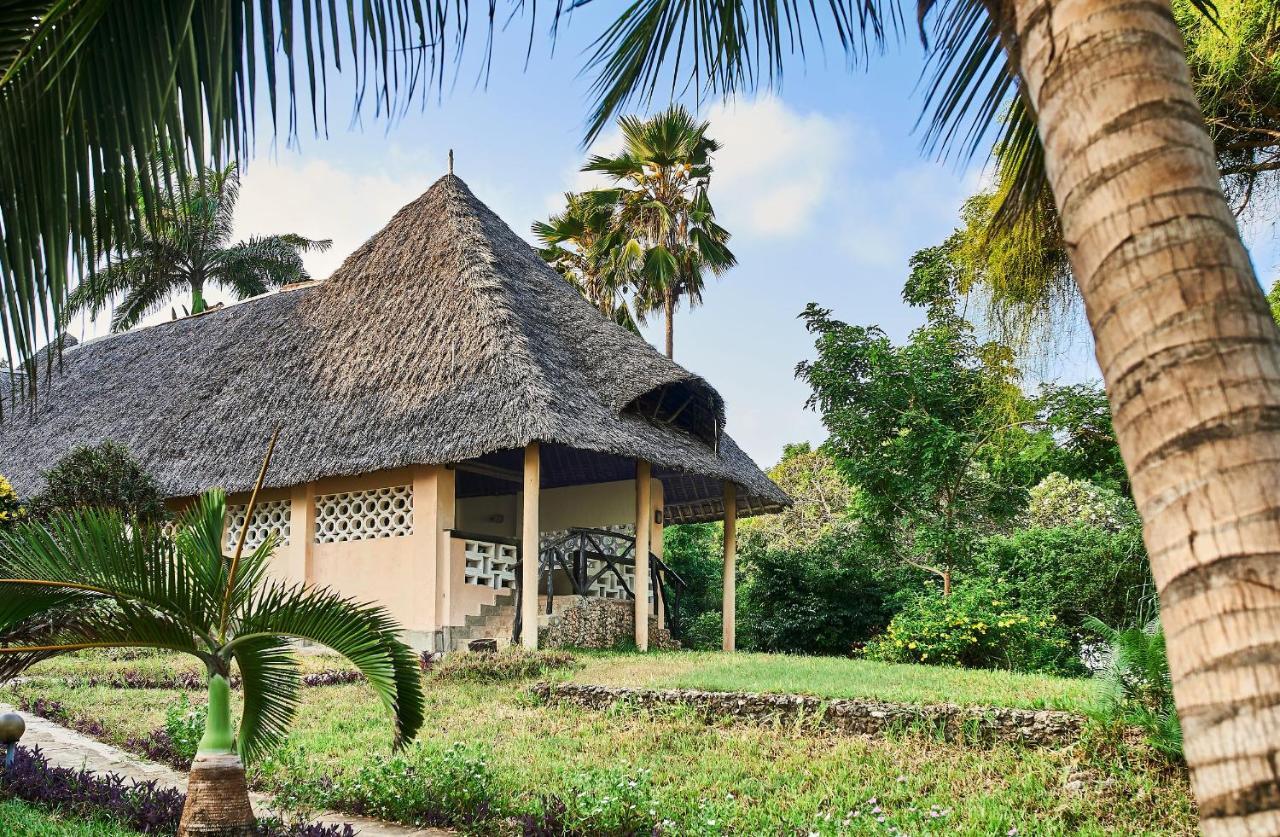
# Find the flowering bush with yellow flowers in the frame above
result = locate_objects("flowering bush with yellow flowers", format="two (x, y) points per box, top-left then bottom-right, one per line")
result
(0, 474), (27, 529)
(863, 577), (1082, 675)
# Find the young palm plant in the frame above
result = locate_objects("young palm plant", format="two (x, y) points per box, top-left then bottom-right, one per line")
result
(0, 486), (425, 834)
(68, 163), (331, 333)
(583, 106), (736, 359)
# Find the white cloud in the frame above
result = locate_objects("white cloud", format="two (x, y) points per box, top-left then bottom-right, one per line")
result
(704, 96), (848, 237)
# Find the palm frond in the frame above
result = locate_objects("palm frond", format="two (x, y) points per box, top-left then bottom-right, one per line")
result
(230, 634), (301, 763)
(213, 234), (325, 298)
(231, 582), (425, 748)
(578, 0), (901, 143)
(0, 596), (203, 681)
(0, 1), (447, 393)
(0, 510), (214, 640)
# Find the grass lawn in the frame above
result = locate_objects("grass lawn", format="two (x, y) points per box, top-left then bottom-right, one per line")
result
(2, 650), (1195, 836)
(565, 651), (1101, 712)
(0, 800), (138, 836)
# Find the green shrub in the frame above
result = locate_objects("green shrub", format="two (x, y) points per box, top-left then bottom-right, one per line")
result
(978, 522), (1152, 638)
(863, 578), (1081, 675)
(739, 534), (892, 655)
(0, 475), (26, 530)
(163, 693), (207, 763)
(427, 647), (578, 683)
(1086, 616), (1181, 761)
(29, 442), (168, 524)
(662, 522), (723, 647)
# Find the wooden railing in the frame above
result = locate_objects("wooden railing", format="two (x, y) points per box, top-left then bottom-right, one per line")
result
(511, 528), (687, 646)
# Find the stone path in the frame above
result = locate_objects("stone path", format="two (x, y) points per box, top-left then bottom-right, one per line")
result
(1, 703), (451, 837)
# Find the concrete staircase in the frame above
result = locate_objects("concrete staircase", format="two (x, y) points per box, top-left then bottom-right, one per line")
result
(443, 593), (588, 651)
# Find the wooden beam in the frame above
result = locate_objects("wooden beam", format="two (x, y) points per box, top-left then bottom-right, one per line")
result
(723, 482), (737, 652)
(451, 461), (523, 483)
(634, 460), (652, 651)
(521, 443), (541, 650)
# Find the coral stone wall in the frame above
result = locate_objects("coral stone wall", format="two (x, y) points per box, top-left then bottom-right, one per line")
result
(531, 683), (1085, 747)
(539, 598), (679, 650)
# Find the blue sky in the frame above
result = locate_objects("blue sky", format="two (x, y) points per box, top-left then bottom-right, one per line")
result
(73, 9), (1280, 469)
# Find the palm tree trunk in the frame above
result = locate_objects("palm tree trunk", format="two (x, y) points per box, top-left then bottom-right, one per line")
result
(664, 287), (675, 359)
(1002, 0), (1280, 831)
(191, 277), (206, 316)
(179, 675), (254, 836)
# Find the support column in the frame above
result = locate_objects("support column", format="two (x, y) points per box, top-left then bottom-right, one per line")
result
(288, 483), (316, 586)
(634, 460), (652, 651)
(722, 482), (737, 652)
(521, 443), (541, 650)
(434, 466), (456, 630)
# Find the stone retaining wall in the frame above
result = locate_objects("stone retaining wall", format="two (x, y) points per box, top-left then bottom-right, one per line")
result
(538, 598), (679, 650)
(531, 682), (1085, 747)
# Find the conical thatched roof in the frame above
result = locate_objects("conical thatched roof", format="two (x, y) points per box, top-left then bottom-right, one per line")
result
(0, 175), (787, 522)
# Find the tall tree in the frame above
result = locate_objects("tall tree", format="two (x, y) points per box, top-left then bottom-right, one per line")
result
(534, 192), (639, 331)
(583, 106), (736, 359)
(0, 489), (425, 834)
(798, 251), (1027, 595)
(68, 163), (330, 333)
(574, 3), (1280, 826)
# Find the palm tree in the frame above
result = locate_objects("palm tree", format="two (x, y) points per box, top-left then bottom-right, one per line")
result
(583, 106), (736, 359)
(573, 2), (1280, 832)
(0, 488), (425, 834)
(69, 163), (330, 333)
(534, 192), (639, 332)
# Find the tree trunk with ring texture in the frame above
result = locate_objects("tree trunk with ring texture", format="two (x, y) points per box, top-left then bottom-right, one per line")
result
(177, 752), (255, 836)
(997, 0), (1280, 831)
(664, 288), (676, 359)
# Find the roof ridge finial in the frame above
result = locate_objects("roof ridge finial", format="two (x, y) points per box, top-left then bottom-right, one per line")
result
(448, 149), (454, 175)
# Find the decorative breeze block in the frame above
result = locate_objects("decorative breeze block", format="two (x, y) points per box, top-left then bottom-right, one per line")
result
(463, 540), (519, 590)
(314, 485), (413, 544)
(225, 500), (292, 551)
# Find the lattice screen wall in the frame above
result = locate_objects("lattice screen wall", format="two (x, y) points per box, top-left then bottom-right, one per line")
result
(314, 485), (414, 544)
(463, 540), (519, 590)
(225, 500), (292, 551)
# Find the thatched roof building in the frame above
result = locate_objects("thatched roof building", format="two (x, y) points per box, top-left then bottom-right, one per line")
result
(0, 174), (785, 652)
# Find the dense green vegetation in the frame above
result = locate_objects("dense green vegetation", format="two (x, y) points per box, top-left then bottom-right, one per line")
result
(26, 443), (168, 525)
(669, 243), (1152, 682)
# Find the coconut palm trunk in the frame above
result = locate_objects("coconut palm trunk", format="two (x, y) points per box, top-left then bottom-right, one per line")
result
(664, 287), (676, 358)
(1001, 0), (1280, 830)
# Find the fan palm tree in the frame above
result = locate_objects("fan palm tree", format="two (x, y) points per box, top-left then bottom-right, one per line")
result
(0, 487), (425, 834)
(68, 163), (330, 333)
(583, 106), (736, 359)
(534, 192), (639, 332)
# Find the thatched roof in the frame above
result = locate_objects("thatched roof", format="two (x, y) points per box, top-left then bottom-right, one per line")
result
(0, 175), (787, 522)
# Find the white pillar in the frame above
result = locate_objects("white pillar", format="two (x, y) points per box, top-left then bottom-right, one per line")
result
(521, 443), (541, 649)
(722, 481), (737, 652)
(634, 460), (652, 651)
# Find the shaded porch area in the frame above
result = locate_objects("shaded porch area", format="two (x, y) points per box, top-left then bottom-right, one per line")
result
(443, 442), (750, 652)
